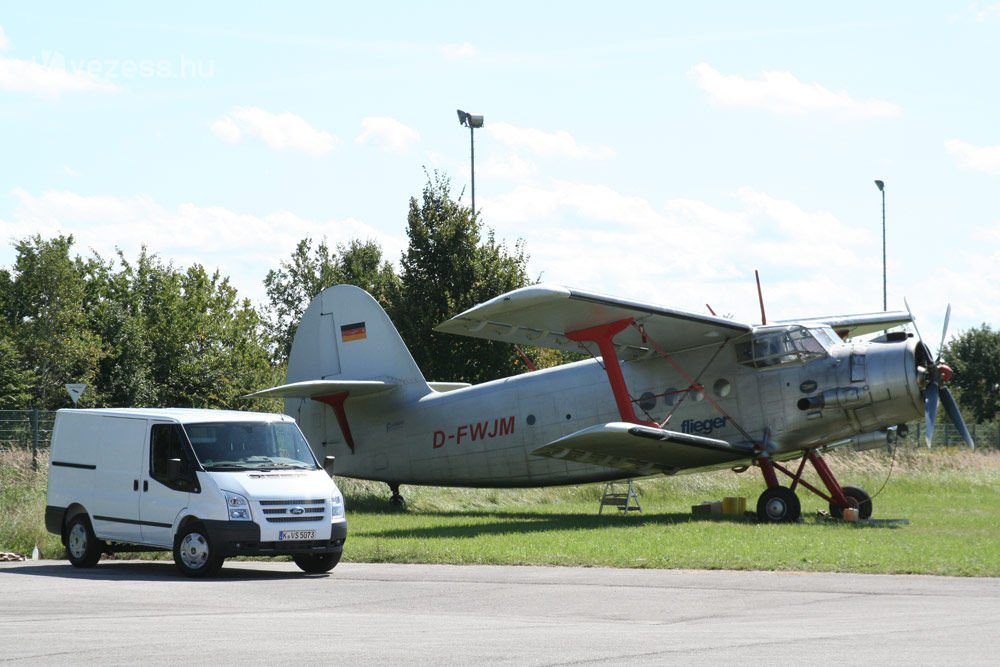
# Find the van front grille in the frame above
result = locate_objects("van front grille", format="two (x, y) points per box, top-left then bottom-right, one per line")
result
(257, 498), (327, 523)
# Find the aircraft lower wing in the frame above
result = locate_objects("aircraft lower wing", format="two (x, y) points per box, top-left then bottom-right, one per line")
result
(531, 422), (755, 475)
(245, 379), (398, 400)
(435, 284), (751, 359)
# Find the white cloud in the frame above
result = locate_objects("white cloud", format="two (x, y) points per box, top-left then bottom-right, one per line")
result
(689, 63), (901, 119)
(441, 42), (478, 60)
(974, 3), (1000, 21)
(355, 116), (420, 153)
(210, 107), (338, 155)
(1, 188), (405, 306)
(488, 122), (616, 160)
(479, 180), (884, 321)
(945, 139), (1000, 176)
(0, 54), (119, 97)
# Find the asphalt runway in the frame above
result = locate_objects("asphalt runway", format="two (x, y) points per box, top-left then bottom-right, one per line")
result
(2, 560), (999, 665)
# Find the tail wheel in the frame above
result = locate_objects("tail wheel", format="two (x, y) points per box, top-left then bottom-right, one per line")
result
(830, 485), (873, 520)
(65, 514), (103, 568)
(173, 523), (225, 578)
(757, 487), (801, 523)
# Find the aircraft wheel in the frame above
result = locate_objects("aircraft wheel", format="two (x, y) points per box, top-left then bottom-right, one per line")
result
(66, 514), (103, 568)
(756, 487), (801, 523)
(830, 485), (872, 520)
(389, 493), (407, 510)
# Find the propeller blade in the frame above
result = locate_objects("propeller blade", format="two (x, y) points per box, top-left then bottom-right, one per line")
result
(941, 386), (974, 448)
(924, 382), (939, 447)
(936, 304), (952, 363)
(904, 297), (923, 343)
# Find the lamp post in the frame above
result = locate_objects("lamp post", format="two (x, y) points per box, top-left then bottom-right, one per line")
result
(457, 109), (484, 215)
(875, 179), (886, 311)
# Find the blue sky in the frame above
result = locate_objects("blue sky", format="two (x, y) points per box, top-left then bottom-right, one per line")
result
(2, 2), (999, 342)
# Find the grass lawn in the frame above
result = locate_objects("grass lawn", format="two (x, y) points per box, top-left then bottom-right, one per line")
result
(339, 448), (1000, 576)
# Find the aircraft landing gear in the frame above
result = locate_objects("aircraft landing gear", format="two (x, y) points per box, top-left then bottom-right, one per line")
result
(388, 483), (407, 510)
(755, 450), (872, 523)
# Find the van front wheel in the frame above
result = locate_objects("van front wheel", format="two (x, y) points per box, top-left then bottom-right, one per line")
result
(293, 552), (341, 574)
(173, 523), (224, 577)
(66, 515), (102, 568)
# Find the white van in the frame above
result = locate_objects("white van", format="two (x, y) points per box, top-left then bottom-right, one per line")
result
(45, 408), (347, 577)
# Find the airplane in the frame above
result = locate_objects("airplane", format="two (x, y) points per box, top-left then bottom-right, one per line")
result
(249, 283), (973, 522)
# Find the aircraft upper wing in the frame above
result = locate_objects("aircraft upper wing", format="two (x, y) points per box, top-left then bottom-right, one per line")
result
(435, 285), (752, 359)
(780, 311), (911, 340)
(532, 422), (755, 475)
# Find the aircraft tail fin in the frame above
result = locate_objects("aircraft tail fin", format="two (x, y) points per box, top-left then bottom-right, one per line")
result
(283, 284), (431, 399)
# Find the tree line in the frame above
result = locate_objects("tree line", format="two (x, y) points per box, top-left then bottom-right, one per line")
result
(0, 173), (534, 411)
(2, 170), (998, 424)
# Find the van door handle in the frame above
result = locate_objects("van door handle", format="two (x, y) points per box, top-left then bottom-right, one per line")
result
(133, 480), (139, 491)
(143, 480), (149, 492)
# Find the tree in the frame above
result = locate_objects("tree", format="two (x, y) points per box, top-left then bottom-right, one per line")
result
(392, 171), (531, 383)
(263, 237), (398, 363)
(943, 324), (1000, 423)
(4, 235), (104, 409)
(2, 235), (275, 410)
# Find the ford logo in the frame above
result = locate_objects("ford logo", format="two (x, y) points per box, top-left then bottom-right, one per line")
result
(290, 506), (305, 515)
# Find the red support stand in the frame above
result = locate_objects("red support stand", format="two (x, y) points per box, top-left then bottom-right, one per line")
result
(312, 392), (356, 453)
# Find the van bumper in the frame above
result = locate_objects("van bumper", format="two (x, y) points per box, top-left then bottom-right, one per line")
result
(203, 520), (348, 557)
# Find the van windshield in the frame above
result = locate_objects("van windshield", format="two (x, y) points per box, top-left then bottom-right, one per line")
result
(185, 421), (319, 471)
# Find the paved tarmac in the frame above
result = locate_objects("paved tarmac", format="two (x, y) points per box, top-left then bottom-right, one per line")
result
(2, 559), (999, 665)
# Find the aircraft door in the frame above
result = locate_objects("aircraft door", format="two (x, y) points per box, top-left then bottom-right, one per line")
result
(755, 372), (787, 438)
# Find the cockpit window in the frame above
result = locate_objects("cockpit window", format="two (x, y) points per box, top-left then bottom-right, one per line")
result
(736, 326), (832, 368)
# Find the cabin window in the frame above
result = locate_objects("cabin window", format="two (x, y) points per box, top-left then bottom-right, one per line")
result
(736, 326), (831, 368)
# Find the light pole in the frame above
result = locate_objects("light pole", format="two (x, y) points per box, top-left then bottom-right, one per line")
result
(457, 109), (484, 215)
(875, 179), (886, 311)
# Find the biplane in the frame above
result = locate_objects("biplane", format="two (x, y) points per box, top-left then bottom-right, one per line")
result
(251, 284), (972, 522)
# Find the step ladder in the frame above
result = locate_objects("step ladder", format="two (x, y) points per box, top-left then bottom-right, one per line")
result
(599, 480), (641, 514)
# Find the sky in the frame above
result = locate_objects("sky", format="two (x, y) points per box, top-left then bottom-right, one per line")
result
(2, 2), (1000, 345)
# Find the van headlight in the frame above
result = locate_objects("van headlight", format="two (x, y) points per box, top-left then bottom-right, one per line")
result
(224, 491), (252, 521)
(331, 491), (345, 519)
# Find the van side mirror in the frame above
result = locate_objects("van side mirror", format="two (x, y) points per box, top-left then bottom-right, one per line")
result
(323, 455), (335, 475)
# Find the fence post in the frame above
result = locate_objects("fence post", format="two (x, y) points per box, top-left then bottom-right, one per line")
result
(31, 408), (40, 471)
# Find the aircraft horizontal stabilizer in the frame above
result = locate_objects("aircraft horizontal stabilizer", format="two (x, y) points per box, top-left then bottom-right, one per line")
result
(245, 379), (398, 400)
(531, 422), (754, 475)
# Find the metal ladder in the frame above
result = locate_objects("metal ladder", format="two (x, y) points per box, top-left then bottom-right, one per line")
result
(599, 480), (641, 514)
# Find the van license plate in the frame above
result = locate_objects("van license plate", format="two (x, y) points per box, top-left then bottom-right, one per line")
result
(278, 530), (315, 541)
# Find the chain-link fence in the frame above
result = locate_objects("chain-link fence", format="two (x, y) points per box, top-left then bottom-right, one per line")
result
(0, 410), (57, 470)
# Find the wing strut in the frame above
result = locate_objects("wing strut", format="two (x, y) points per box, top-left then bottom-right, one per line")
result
(566, 318), (655, 426)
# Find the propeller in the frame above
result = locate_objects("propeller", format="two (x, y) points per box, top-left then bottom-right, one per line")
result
(904, 300), (973, 447)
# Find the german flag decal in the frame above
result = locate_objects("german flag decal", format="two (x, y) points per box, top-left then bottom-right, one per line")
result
(340, 321), (367, 342)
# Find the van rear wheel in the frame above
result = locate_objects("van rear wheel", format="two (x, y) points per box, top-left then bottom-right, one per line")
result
(66, 515), (102, 568)
(173, 523), (224, 577)
(293, 552), (341, 574)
